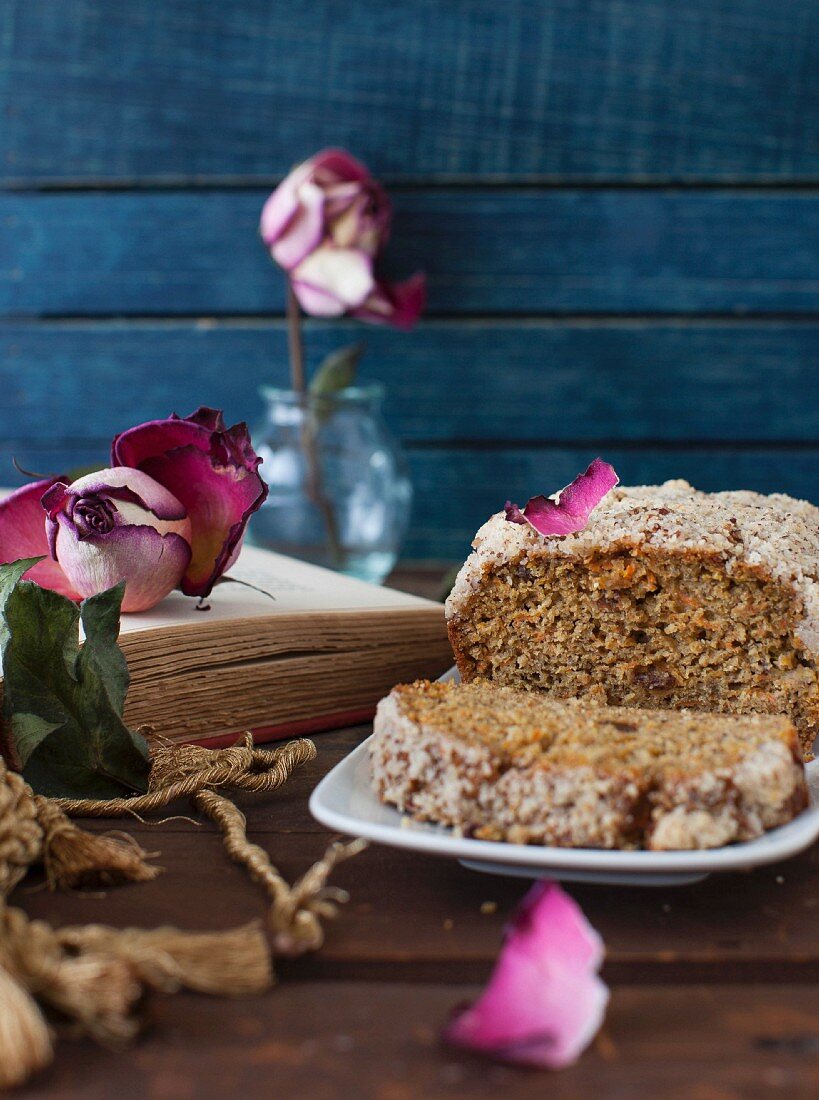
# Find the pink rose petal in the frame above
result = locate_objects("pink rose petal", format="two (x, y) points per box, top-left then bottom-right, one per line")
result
(111, 408), (267, 599)
(269, 179), (326, 271)
(289, 277), (350, 317)
(350, 272), (427, 330)
(0, 478), (82, 599)
(291, 244), (374, 310)
(505, 458), (619, 537)
(259, 158), (316, 245)
(443, 882), (609, 1068)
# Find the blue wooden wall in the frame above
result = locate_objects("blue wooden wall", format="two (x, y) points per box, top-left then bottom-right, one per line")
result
(1, 0), (818, 560)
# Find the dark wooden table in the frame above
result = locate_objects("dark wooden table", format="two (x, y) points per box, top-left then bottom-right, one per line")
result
(12, 571), (819, 1099)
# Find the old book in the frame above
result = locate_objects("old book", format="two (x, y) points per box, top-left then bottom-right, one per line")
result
(3, 546), (453, 747)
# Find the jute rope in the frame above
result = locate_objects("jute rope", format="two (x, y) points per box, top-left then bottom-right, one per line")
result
(0, 731), (367, 1089)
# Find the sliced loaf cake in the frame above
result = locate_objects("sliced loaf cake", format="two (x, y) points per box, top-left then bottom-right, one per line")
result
(370, 679), (808, 850)
(446, 481), (819, 759)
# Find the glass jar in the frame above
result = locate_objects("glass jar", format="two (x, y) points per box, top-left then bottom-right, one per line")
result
(247, 385), (413, 584)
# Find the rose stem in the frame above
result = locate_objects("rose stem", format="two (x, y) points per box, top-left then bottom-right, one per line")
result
(286, 282), (306, 395)
(286, 282), (343, 567)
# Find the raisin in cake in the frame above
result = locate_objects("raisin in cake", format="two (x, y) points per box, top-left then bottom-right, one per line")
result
(370, 680), (808, 850)
(446, 481), (819, 759)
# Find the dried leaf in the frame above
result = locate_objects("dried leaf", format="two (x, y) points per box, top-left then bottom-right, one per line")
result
(309, 342), (365, 397)
(0, 563), (150, 798)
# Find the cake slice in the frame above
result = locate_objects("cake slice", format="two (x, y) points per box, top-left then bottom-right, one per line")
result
(446, 480), (819, 759)
(370, 680), (808, 850)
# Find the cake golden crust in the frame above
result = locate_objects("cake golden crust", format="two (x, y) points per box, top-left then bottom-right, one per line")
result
(370, 680), (808, 851)
(445, 481), (819, 758)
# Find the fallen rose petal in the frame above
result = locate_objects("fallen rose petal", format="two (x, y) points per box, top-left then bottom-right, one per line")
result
(443, 881), (609, 1068)
(350, 272), (427, 330)
(111, 408), (268, 598)
(505, 458), (619, 537)
(43, 467), (192, 613)
(0, 478), (82, 599)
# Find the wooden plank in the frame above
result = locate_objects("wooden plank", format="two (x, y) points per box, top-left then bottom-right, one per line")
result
(1, 321), (818, 446)
(15, 727), (819, 984)
(17, 984), (819, 1099)
(3, 442), (819, 559)
(4, 190), (819, 315)
(3, 1), (819, 183)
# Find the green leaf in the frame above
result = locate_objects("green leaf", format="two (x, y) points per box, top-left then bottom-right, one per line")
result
(79, 583), (131, 714)
(0, 557), (44, 655)
(0, 577), (150, 799)
(309, 342), (365, 397)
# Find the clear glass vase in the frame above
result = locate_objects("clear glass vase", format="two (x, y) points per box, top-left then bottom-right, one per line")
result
(247, 385), (413, 584)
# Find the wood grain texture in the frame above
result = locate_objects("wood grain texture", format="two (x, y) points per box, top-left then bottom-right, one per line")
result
(2, 321), (818, 444)
(12, 589), (819, 1098)
(4, 189), (819, 315)
(2, 0), (819, 183)
(4, 441), (818, 558)
(15, 985), (819, 1099)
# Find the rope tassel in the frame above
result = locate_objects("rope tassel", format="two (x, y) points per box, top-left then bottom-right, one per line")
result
(56, 921), (272, 996)
(35, 798), (160, 891)
(192, 788), (368, 955)
(0, 759), (159, 896)
(0, 962), (53, 1091)
(0, 731), (367, 1088)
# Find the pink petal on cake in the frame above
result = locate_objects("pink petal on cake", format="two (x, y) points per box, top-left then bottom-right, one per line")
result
(443, 882), (609, 1068)
(0, 478), (82, 599)
(505, 458), (619, 537)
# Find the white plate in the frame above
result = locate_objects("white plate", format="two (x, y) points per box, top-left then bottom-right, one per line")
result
(309, 670), (819, 886)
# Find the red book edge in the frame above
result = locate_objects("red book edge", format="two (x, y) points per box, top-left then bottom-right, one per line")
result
(194, 705), (378, 749)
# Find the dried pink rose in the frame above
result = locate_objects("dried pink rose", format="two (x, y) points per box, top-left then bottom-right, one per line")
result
(111, 407), (267, 599)
(260, 148), (425, 328)
(42, 468), (192, 613)
(443, 881), (609, 1068)
(0, 478), (82, 600)
(505, 458), (619, 536)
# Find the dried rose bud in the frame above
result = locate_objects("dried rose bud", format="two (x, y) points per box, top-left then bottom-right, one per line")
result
(260, 148), (426, 329)
(42, 468), (192, 612)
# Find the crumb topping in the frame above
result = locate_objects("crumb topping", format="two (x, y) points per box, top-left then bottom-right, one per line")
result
(391, 679), (799, 774)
